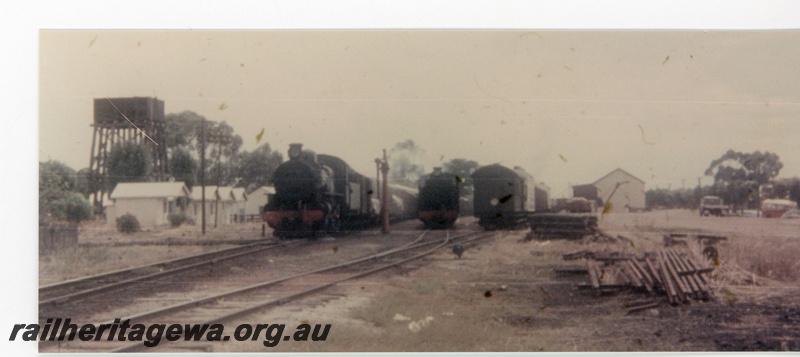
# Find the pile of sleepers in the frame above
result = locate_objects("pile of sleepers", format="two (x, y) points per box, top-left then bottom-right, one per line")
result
(567, 247), (715, 307)
(529, 213), (598, 239)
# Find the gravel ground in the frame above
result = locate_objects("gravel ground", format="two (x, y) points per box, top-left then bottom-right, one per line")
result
(40, 212), (800, 352)
(212, 212), (800, 352)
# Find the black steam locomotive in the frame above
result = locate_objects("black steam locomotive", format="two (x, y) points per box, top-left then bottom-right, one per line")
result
(263, 144), (376, 238)
(263, 144), (420, 237)
(471, 164), (550, 229)
(417, 167), (460, 229)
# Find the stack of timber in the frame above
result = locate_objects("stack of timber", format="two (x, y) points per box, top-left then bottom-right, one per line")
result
(575, 247), (715, 307)
(529, 213), (599, 239)
(663, 233), (728, 247)
(563, 249), (635, 263)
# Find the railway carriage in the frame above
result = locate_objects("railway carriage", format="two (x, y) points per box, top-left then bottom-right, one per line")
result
(471, 164), (549, 229)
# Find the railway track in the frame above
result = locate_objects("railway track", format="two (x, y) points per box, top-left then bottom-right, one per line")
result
(39, 240), (297, 308)
(39, 229), (494, 353)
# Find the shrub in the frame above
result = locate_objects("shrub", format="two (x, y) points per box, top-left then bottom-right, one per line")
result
(116, 213), (141, 233)
(167, 213), (187, 227)
(51, 193), (94, 223)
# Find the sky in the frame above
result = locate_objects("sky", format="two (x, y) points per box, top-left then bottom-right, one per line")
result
(39, 30), (800, 197)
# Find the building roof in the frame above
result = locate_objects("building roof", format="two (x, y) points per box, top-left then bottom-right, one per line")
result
(252, 186), (276, 195)
(216, 186), (236, 201)
(190, 186), (221, 201)
(387, 183), (419, 195)
(110, 182), (190, 199)
(592, 168), (645, 185)
(231, 187), (248, 201)
(189, 186), (242, 201)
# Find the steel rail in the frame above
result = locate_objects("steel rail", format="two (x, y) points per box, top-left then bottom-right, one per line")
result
(110, 229), (492, 353)
(103, 230), (468, 326)
(40, 242), (271, 293)
(40, 231), (493, 352)
(39, 241), (299, 307)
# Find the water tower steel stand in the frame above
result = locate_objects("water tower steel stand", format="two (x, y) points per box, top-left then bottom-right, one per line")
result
(88, 97), (169, 213)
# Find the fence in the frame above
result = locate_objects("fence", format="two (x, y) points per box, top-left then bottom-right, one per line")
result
(39, 223), (79, 254)
(231, 214), (261, 223)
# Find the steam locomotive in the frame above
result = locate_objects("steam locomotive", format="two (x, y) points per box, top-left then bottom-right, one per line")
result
(263, 144), (376, 238)
(417, 167), (460, 229)
(263, 143), (423, 237)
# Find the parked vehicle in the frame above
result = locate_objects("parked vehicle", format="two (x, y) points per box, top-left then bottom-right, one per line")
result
(699, 196), (730, 216)
(761, 199), (798, 218)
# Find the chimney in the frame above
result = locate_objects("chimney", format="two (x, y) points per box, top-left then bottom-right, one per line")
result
(288, 143), (303, 160)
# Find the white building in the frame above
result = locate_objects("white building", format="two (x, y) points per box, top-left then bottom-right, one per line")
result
(592, 168), (646, 212)
(107, 182), (190, 228)
(231, 187), (248, 222)
(244, 186), (275, 217)
(189, 186), (237, 227)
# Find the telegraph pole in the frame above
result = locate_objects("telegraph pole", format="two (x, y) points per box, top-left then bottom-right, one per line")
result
(374, 158), (382, 200)
(200, 118), (206, 235)
(381, 149), (390, 234)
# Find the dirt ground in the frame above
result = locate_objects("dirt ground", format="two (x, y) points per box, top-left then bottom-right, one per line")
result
(40, 211), (800, 352)
(213, 210), (800, 352)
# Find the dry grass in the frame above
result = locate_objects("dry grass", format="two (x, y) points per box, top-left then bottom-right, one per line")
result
(39, 220), (268, 285)
(38, 244), (227, 285)
(601, 210), (800, 285)
(716, 236), (800, 284)
(76, 220), (268, 244)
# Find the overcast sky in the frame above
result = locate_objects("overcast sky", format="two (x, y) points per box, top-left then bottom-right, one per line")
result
(39, 30), (799, 197)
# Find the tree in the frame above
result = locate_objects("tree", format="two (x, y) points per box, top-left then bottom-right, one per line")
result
(164, 112), (243, 186)
(106, 142), (152, 192)
(75, 167), (99, 199)
(39, 160), (77, 223)
(165, 111), (205, 153)
(388, 139), (425, 186)
(705, 150), (783, 212)
(170, 148), (198, 189)
(51, 193), (94, 223)
(770, 177), (800, 204)
(443, 158), (480, 197)
(234, 143), (284, 192)
(205, 121), (243, 186)
(646, 188), (689, 210)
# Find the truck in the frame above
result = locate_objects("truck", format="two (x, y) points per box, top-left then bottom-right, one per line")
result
(699, 195), (730, 216)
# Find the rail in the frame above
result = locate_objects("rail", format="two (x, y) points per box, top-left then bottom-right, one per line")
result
(39, 229), (492, 352)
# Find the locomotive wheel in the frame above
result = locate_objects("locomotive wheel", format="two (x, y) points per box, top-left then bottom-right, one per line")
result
(326, 209), (341, 235)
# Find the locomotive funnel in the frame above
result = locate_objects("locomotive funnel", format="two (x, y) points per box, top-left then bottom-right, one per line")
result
(289, 143), (303, 160)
